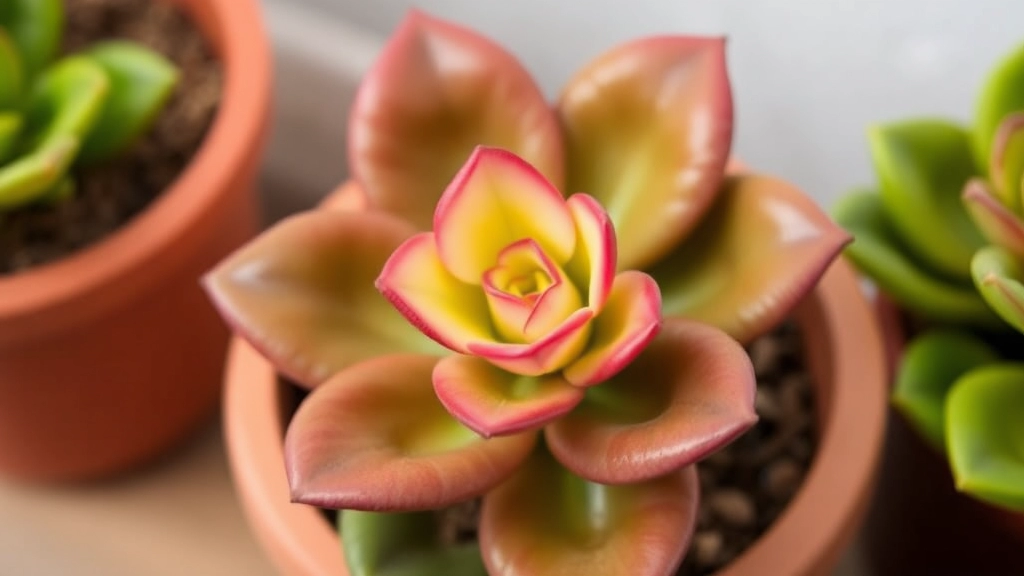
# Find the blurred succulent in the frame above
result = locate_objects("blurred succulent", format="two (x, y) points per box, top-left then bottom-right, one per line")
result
(0, 0), (178, 211)
(204, 11), (848, 576)
(834, 42), (1024, 512)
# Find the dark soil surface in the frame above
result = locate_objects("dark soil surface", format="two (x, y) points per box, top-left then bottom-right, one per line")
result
(0, 0), (221, 275)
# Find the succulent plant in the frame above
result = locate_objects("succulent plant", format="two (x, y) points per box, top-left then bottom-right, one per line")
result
(204, 11), (848, 576)
(0, 0), (178, 211)
(834, 42), (1024, 512)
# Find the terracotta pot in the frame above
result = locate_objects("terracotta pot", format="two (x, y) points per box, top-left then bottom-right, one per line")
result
(863, 298), (1024, 575)
(223, 183), (887, 576)
(0, 0), (271, 482)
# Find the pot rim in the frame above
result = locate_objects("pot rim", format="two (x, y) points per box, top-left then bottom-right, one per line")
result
(222, 192), (888, 575)
(0, 0), (271, 336)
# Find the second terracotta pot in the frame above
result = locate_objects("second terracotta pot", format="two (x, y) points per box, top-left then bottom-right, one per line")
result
(222, 183), (888, 576)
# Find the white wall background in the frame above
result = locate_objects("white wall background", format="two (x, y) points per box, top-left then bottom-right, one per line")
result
(265, 0), (1024, 210)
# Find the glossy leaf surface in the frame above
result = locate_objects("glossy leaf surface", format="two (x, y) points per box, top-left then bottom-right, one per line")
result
(78, 41), (179, 164)
(988, 113), (1024, 213)
(203, 210), (444, 389)
(972, 245), (1024, 333)
(834, 190), (999, 326)
(559, 36), (732, 270)
(341, 510), (486, 576)
(974, 42), (1024, 169)
(349, 11), (563, 230)
(23, 55), (109, 153)
(651, 174), (850, 343)
(0, 0), (62, 78)
(286, 354), (537, 511)
(892, 330), (997, 451)
(547, 318), (756, 484)
(963, 179), (1024, 258)
(947, 363), (1024, 511)
(0, 134), (76, 209)
(869, 119), (984, 280)
(480, 447), (698, 576)
(433, 355), (585, 437)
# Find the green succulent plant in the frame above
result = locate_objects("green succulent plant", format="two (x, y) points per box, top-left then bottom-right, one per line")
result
(0, 0), (178, 211)
(834, 42), (1024, 512)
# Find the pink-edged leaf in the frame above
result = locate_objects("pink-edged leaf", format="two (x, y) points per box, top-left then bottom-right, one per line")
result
(564, 193), (616, 310)
(482, 239), (582, 343)
(479, 446), (699, 576)
(990, 112), (1024, 214)
(650, 174), (851, 343)
(558, 36), (732, 270)
(285, 354), (537, 511)
(971, 245), (1024, 334)
(349, 12), (563, 230)
(432, 355), (585, 437)
(435, 146), (575, 284)
(546, 318), (756, 484)
(376, 232), (493, 353)
(963, 178), (1024, 259)
(202, 210), (442, 389)
(467, 308), (594, 376)
(563, 271), (661, 387)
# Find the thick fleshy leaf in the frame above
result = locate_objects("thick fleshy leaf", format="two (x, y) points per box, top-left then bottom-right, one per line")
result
(286, 354), (537, 511)
(0, 134), (77, 209)
(0, 30), (24, 109)
(651, 174), (851, 343)
(376, 232), (493, 353)
(341, 510), (486, 576)
(203, 210), (443, 389)
(467, 309), (594, 376)
(564, 193), (616, 310)
(892, 330), (998, 451)
(971, 245), (1024, 333)
(0, 0), (62, 78)
(479, 446), (699, 576)
(963, 178), (1024, 258)
(482, 239), (581, 343)
(869, 119), (984, 280)
(433, 355), (585, 437)
(833, 189), (1000, 326)
(559, 36), (732, 270)
(988, 113), (1024, 213)
(0, 112), (23, 163)
(23, 55), (109, 153)
(546, 318), (756, 484)
(947, 363), (1024, 511)
(435, 146), (575, 284)
(563, 271), (661, 388)
(974, 41), (1024, 170)
(348, 11), (563, 230)
(78, 41), (179, 164)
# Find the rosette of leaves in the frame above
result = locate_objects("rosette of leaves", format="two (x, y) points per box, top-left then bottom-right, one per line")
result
(834, 42), (1024, 512)
(203, 11), (849, 576)
(0, 0), (178, 211)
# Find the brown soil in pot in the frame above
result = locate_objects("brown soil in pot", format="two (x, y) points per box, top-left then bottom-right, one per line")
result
(0, 0), (222, 274)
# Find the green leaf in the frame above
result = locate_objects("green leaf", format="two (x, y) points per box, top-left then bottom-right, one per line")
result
(23, 55), (109, 153)
(971, 244), (1024, 333)
(892, 330), (998, 451)
(0, 30), (24, 109)
(974, 42), (1024, 170)
(0, 134), (77, 209)
(987, 114), (1024, 213)
(340, 510), (486, 576)
(869, 119), (985, 281)
(479, 446), (699, 576)
(0, 0), (62, 79)
(0, 112), (24, 163)
(833, 189), (1000, 326)
(946, 363), (1024, 511)
(78, 41), (179, 164)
